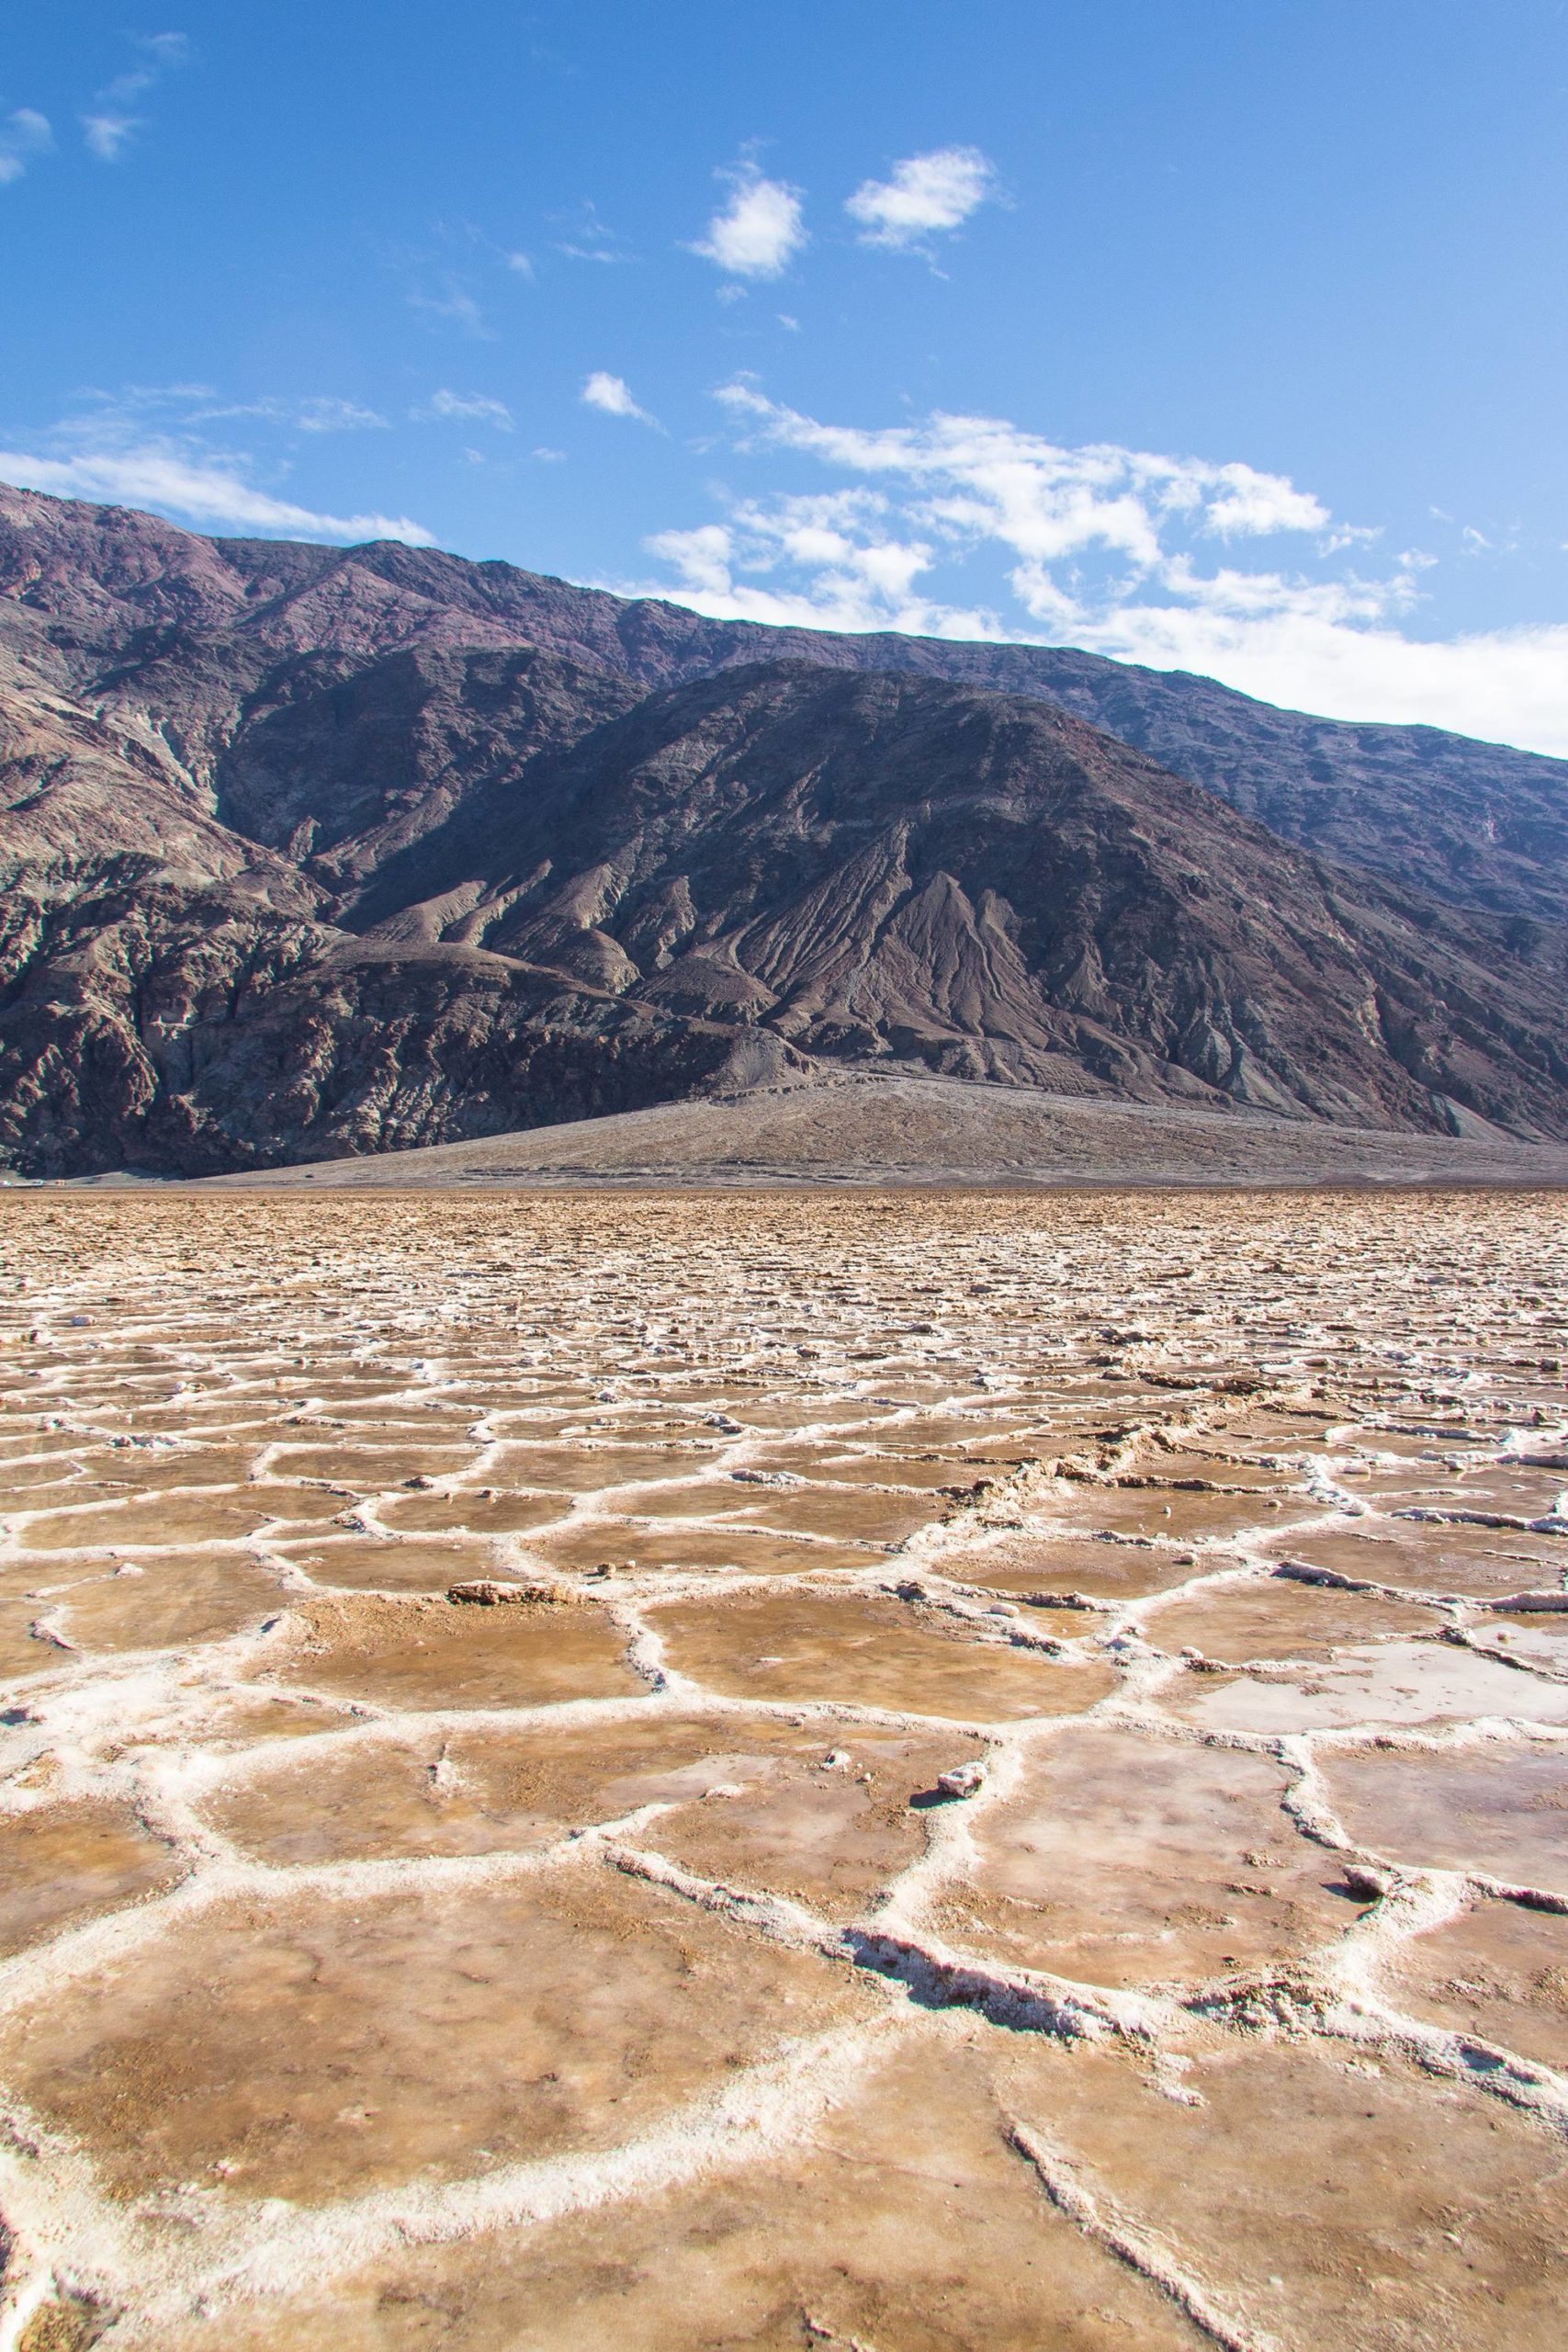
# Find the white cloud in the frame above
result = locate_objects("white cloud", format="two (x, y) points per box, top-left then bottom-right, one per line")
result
(1201, 463), (1330, 538)
(0, 443), (433, 545)
(690, 165), (806, 279)
(645, 492), (995, 639)
(646, 523), (735, 599)
(714, 383), (1328, 566)
(0, 108), (52, 186)
(417, 389), (513, 430)
(581, 370), (656, 425)
(82, 29), (188, 163)
(845, 145), (997, 250)
(635, 384), (1568, 755)
(1067, 601), (1568, 757)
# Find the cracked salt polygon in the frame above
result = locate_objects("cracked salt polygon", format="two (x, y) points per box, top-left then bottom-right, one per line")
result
(4, 1187), (1568, 2345)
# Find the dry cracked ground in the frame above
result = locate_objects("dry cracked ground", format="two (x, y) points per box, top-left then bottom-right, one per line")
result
(0, 1188), (1566, 2351)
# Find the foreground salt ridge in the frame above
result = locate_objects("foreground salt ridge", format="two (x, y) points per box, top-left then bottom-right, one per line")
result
(0, 1193), (1563, 2348)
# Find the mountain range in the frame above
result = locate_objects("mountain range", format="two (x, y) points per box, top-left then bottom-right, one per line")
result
(1, 481), (1565, 1177)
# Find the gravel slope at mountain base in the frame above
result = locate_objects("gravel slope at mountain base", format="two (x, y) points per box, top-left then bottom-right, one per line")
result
(140, 1074), (1568, 1190)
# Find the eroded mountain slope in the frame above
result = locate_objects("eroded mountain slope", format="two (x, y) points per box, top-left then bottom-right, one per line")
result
(344, 661), (1568, 1129)
(5, 655), (1568, 1174)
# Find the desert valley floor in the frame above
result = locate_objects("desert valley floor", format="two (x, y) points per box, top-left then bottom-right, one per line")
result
(0, 1187), (1565, 2350)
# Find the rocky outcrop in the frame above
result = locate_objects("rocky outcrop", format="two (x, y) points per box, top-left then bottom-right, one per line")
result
(0, 865), (757, 1176)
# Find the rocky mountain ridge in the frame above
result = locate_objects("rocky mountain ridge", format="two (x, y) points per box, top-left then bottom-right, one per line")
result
(4, 481), (1563, 926)
(1, 483), (1565, 1176)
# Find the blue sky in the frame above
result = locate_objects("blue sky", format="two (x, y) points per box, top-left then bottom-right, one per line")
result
(5, 2), (1568, 750)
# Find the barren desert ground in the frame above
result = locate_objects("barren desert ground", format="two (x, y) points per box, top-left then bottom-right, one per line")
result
(1, 1187), (1566, 2350)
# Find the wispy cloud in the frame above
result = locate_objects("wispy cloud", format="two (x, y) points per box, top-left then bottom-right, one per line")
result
(554, 199), (632, 265)
(408, 275), (491, 337)
(634, 383), (1568, 755)
(415, 388), (513, 430)
(196, 393), (389, 433)
(62, 385), (387, 435)
(0, 108), (52, 187)
(290, 396), (386, 434)
(393, 215), (536, 329)
(844, 145), (997, 252)
(81, 29), (188, 164)
(0, 385), (429, 542)
(690, 164), (806, 279)
(581, 370), (657, 426)
(0, 443), (432, 543)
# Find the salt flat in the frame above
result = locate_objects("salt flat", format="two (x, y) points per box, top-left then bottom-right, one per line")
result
(0, 1188), (1565, 2349)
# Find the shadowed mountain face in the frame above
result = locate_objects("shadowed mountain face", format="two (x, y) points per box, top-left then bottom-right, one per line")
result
(1, 484), (1566, 1175)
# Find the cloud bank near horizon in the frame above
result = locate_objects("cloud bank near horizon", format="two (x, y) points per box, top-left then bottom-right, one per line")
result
(637, 384), (1568, 756)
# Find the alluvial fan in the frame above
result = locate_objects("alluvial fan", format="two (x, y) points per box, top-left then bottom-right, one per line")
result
(0, 1187), (1566, 2349)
